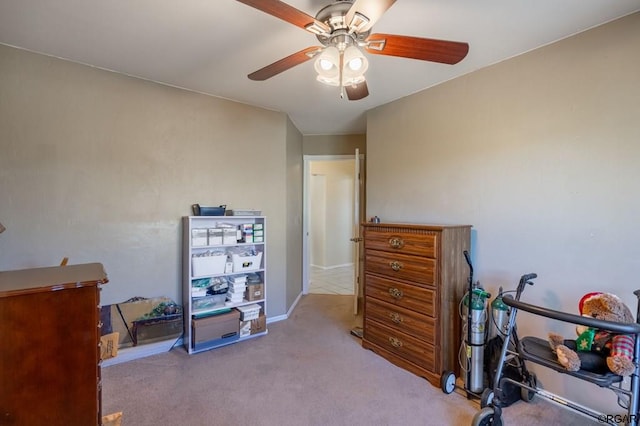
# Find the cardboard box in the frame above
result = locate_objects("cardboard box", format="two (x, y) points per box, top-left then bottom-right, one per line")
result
(244, 283), (264, 301)
(239, 320), (252, 337)
(250, 314), (266, 335)
(192, 310), (240, 348)
(100, 332), (119, 360)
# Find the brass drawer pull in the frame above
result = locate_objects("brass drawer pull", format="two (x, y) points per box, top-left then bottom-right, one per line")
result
(389, 260), (403, 272)
(389, 312), (403, 324)
(388, 287), (403, 299)
(389, 336), (403, 348)
(388, 236), (405, 249)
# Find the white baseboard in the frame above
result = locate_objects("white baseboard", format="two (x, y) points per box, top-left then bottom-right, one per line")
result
(310, 263), (353, 270)
(266, 291), (303, 324)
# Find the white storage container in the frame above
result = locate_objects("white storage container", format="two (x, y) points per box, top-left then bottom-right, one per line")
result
(232, 252), (263, 272)
(192, 254), (227, 277)
(236, 304), (262, 321)
(191, 229), (208, 247)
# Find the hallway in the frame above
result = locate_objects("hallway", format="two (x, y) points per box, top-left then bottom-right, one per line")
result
(308, 265), (354, 295)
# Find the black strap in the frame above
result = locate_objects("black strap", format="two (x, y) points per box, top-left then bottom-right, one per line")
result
(115, 303), (135, 345)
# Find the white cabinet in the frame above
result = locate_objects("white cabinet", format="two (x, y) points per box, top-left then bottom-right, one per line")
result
(182, 215), (267, 354)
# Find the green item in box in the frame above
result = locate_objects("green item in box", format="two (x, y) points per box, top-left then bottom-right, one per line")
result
(193, 308), (232, 320)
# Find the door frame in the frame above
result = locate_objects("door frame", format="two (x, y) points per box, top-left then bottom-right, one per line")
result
(302, 154), (365, 295)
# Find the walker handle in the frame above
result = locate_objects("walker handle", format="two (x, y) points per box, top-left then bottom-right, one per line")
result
(504, 295), (640, 335)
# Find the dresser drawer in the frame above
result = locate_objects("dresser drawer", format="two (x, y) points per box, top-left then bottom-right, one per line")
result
(366, 297), (436, 343)
(364, 321), (436, 372)
(365, 274), (436, 317)
(365, 249), (436, 287)
(364, 230), (437, 258)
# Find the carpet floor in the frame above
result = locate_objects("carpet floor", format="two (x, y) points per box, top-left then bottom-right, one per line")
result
(102, 294), (598, 425)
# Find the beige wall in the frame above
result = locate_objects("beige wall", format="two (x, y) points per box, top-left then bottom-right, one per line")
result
(309, 160), (355, 268)
(366, 12), (640, 411)
(285, 117), (303, 310)
(303, 134), (365, 155)
(0, 44), (293, 318)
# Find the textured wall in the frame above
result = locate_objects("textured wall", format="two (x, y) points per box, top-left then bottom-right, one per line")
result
(0, 44), (289, 318)
(366, 12), (640, 411)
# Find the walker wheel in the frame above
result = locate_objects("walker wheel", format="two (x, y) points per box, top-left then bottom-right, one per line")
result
(480, 388), (494, 408)
(440, 370), (456, 394)
(521, 373), (537, 402)
(471, 407), (503, 426)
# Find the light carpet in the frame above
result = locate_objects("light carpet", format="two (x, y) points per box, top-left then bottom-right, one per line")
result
(102, 294), (598, 425)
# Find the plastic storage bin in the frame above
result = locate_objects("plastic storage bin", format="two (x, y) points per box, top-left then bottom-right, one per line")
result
(236, 304), (262, 321)
(192, 294), (226, 311)
(192, 253), (227, 277)
(232, 252), (263, 272)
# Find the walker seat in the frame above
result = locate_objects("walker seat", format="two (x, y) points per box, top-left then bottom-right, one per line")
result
(519, 336), (623, 388)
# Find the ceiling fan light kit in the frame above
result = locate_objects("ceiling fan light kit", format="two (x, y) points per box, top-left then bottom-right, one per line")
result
(313, 38), (368, 87)
(237, 0), (469, 100)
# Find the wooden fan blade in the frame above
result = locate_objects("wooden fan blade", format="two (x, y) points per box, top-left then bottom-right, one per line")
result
(346, 0), (396, 33)
(236, 0), (329, 34)
(248, 46), (322, 81)
(365, 33), (469, 65)
(346, 81), (369, 101)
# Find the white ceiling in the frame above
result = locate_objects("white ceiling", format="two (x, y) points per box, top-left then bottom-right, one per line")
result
(1, 0), (639, 135)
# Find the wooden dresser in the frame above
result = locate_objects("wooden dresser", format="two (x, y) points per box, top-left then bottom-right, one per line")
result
(361, 223), (471, 387)
(0, 263), (108, 425)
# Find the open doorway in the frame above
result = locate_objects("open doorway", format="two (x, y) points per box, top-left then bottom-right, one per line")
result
(302, 154), (364, 299)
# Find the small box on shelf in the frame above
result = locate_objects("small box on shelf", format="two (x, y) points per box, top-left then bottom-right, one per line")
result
(240, 314), (267, 337)
(222, 228), (237, 245)
(191, 229), (208, 247)
(245, 283), (264, 301)
(251, 314), (266, 334)
(236, 304), (262, 321)
(207, 228), (223, 245)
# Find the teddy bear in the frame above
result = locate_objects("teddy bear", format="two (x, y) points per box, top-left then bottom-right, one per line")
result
(548, 292), (636, 376)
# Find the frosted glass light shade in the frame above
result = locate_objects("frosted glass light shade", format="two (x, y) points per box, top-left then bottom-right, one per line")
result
(314, 46), (340, 86)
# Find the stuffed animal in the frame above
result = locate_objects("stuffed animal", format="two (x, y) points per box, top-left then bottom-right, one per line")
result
(548, 292), (636, 376)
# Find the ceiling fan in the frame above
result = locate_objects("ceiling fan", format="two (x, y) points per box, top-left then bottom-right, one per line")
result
(236, 0), (469, 100)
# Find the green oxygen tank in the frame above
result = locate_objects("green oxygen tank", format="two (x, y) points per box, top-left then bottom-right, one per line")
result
(463, 286), (491, 393)
(490, 288), (509, 339)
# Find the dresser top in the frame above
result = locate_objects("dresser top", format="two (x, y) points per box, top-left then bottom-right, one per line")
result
(0, 262), (108, 297)
(362, 222), (472, 231)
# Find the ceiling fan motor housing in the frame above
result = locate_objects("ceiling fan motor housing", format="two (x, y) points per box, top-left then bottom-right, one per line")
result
(314, 1), (370, 47)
